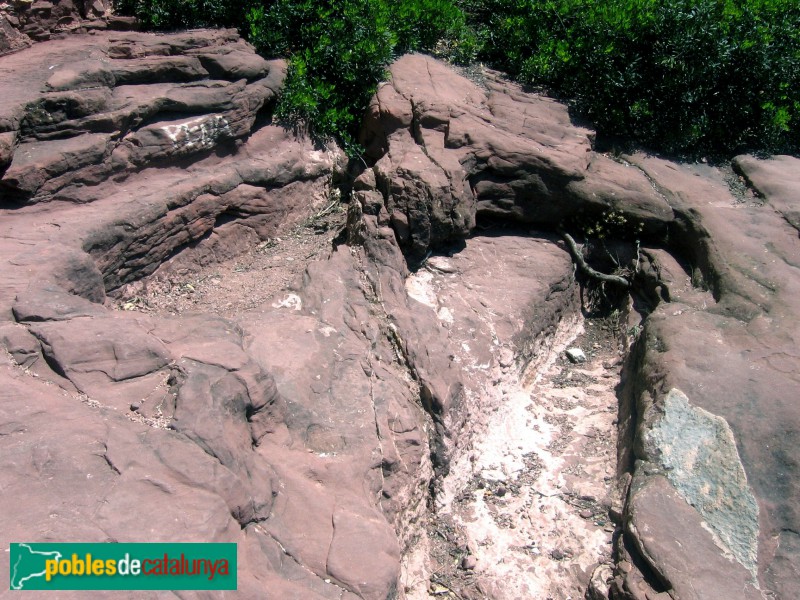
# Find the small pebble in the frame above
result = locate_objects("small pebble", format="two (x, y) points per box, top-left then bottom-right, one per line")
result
(580, 509), (593, 519)
(498, 347), (515, 368)
(461, 555), (478, 570)
(566, 347), (587, 363)
(130, 402), (141, 412)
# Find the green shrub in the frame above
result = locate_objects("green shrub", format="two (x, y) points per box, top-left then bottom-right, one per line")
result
(390, 0), (469, 54)
(464, 0), (800, 156)
(247, 0), (473, 152)
(114, 0), (251, 30)
(247, 0), (395, 153)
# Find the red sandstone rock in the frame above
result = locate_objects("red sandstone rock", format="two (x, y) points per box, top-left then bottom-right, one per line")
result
(359, 54), (673, 261)
(0, 37), (797, 600)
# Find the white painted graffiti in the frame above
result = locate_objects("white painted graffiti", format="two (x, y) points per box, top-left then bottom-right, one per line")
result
(161, 115), (232, 150)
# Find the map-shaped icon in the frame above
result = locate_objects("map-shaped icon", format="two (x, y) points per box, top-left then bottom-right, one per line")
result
(10, 544), (62, 590)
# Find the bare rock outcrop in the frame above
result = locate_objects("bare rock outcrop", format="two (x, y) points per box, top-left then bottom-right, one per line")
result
(0, 0), (119, 50)
(1, 36), (798, 600)
(0, 28), (422, 599)
(0, 28), (283, 204)
(349, 53), (800, 599)
(609, 153), (800, 600)
(357, 55), (673, 262)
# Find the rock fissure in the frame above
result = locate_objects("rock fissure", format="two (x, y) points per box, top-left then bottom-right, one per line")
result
(367, 352), (388, 510)
(257, 525), (352, 597)
(100, 445), (121, 475)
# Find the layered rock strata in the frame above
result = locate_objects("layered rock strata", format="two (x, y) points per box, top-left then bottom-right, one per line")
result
(0, 32), (798, 600)
(0, 29), (425, 599)
(0, 0), (121, 52)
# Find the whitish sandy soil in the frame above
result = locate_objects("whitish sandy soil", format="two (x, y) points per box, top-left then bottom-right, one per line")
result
(402, 302), (626, 600)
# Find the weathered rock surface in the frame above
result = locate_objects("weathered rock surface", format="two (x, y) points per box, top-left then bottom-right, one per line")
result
(353, 53), (800, 599)
(358, 55), (673, 260)
(609, 154), (800, 600)
(0, 0), (117, 50)
(1, 36), (798, 600)
(0, 28), (284, 204)
(0, 10), (31, 55)
(0, 28), (424, 600)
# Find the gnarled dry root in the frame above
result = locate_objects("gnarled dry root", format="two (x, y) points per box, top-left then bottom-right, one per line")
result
(559, 229), (631, 289)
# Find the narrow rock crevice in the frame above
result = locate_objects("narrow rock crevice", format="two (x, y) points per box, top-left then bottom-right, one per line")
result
(100, 446), (121, 475)
(257, 525), (352, 598)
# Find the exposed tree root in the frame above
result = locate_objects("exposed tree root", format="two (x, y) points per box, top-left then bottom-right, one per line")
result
(559, 229), (631, 289)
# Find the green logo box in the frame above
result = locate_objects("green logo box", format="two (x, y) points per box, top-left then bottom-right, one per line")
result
(9, 543), (237, 591)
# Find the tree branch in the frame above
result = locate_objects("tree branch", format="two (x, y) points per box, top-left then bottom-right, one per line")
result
(558, 229), (631, 288)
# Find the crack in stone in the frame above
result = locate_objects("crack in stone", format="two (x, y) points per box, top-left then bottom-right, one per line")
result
(366, 351), (387, 510)
(256, 524), (351, 598)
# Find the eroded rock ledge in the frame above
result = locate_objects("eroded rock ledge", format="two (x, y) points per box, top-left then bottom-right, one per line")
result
(0, 35), (798, 600)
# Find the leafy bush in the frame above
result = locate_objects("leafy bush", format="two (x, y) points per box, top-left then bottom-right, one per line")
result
(247, 0), (395, 153)
(113, 0), (251, 30)
(463, 0), (800, 155)
(248, 0), (474, 152)
(390, 0), (469, 54)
